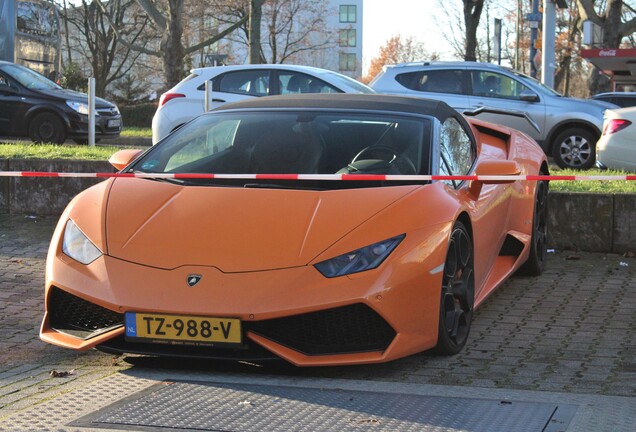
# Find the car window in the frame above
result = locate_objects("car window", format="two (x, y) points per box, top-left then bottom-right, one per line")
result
(162, 119), (240, 172)
(471, 71), (531, 100)
(135, 111), (432, 182)
(1, 63), (60, 90)
(439, 117), (474, 188)
(215, 70), (270, 96)
(279, 72), (339, 95)
(397, 70), (465, 95)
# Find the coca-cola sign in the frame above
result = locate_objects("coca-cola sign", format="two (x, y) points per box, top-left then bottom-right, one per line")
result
(599, 49), (617, 57)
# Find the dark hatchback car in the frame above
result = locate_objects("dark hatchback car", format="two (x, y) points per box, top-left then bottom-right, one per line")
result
(0, 61), (122, 144)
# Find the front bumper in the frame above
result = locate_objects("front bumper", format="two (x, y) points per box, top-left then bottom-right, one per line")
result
(66, 109), (122, 139)
(41, 240), (446, 366)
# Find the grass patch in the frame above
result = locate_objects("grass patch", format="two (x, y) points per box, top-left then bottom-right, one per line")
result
(549, 168), (636, 194)
(121, 127), (152, 138)
(0, 143), (128, 160)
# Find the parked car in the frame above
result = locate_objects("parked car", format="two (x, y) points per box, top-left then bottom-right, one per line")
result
(41, 94), (549, 365)
(152, 64), (375, 144)
(370, 61), (616, 170)
(0, 61), (121, 144)
(596, 106), (636, 172)
(592, 92), (636, 108)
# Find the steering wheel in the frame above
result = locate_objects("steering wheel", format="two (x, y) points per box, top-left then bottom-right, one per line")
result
(352, 145), (397, 164)
(351, 145), (417, 174)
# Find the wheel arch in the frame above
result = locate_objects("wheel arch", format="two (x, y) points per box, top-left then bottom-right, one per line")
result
(544, 120), (600, 154)
(456, 212), (473, 241)
(24, 105), (71, 132)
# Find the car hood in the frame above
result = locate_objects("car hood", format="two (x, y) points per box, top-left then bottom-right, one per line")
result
(34, 87), (115, 108)
(105, 179), (419, 272)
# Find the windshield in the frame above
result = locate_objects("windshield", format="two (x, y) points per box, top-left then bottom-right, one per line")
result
(133, 110), (431, 188)
(1, 63), (61, 90)
(322, 71), (376, 94)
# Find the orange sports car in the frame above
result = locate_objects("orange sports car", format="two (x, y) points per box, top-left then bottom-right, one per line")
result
(40, 94), (548, 366)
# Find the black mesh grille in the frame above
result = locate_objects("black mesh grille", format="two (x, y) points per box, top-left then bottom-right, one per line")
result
(49, 287), (124, 339)
(248, 303), (396, 355)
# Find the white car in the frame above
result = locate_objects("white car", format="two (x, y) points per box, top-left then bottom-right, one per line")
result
(596, 106), (636, 172)
(152, 64), (375, 143)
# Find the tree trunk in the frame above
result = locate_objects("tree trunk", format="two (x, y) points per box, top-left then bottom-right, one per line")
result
(249, 0), (265, 64)
(463, 0), (484, 61)
(161, 0), (186, 89)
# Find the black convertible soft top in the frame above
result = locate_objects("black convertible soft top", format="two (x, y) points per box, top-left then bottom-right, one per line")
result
(213, 93), (462, 124)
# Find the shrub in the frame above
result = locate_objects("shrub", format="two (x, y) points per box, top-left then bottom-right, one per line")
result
(119, 103), (157, 128)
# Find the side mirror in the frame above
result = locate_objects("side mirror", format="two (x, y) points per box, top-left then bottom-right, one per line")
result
(468, 160), (520, 198)
(109, 149), (144, 171)
(519, 90), (539, 103)
(475, 160), (521, 184)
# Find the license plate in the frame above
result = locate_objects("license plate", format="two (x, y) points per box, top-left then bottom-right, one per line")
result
(107, 118), (121, 128)
(125, 312), (241, 345)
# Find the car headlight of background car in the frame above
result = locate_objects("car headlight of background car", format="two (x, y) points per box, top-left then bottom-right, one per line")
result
(65, 101), (91, 115)
(62, 220), (102, 264)
(314, 234), (405, 278)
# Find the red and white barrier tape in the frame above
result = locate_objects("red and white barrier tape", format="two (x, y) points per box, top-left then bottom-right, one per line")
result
(0, 172), (635, 181)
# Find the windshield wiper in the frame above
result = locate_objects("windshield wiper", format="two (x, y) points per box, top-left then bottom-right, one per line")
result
(244, 182), (323, 190)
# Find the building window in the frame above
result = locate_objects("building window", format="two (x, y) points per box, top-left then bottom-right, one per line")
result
(339, 29), (356, 47)
(339, 53), (356, 72)
(339, 5), (356, 23)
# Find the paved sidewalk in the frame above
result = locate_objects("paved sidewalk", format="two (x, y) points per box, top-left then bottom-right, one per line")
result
(0, 214), (635, 430)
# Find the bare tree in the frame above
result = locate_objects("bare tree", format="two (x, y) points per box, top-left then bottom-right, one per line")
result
(132, 0), (247, 89)
(463, 0), (485, 61)
(577, 0), (636, 93)
(60, 0), (152, 97)
(260, 0), (336, 64)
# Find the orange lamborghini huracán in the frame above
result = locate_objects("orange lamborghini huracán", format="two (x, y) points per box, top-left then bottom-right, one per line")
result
(40, 94), (548, 366)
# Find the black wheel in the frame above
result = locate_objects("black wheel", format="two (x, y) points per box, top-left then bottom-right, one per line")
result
(435, 221), (474, 355)
(551, 128), (596, 170)
(517, 179), (549, 276)
(28, 112), (66, 144)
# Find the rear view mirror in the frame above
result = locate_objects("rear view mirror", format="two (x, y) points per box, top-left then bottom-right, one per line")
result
(475, 160), (521, 184)
(109, 149), (144, 171)
(519, 90), (539, 103)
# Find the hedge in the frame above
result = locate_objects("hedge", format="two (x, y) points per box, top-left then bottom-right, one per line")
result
(119, 103), (158, 128)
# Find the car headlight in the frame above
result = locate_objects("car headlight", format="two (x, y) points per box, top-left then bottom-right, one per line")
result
(314, 234), (405, 278)
(65, 101), (90, 115)
(62, 220), (102, 264)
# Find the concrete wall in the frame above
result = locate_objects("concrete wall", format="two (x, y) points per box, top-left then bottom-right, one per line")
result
(1, 159), (634, 254)
(548, 192), (636, 254)
(0, 159), (112, 215)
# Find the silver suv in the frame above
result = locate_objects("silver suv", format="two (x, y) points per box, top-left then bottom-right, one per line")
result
(370, 61), (617, 169)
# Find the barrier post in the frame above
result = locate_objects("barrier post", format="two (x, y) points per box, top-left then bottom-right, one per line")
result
(88, 77), (96, 147)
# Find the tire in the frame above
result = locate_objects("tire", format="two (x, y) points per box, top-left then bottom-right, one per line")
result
(28, 112), (66, 144)
(551, 128), (597, 170)
(435, 220), (475, 355)
(517, 179), (549, 276)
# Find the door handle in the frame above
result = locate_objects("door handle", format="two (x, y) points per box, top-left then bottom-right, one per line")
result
(212, 98), (225, 103)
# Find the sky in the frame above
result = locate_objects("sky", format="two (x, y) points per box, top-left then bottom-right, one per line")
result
(361, 0), (457, 70)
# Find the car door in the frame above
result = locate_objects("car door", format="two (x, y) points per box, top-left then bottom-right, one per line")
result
(438, 116), (509, 300)
(467, 70), (546, 142)
(399, 68), (471, 111)
(0, 71), (29, 135)
(207, 69), (271, 110)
